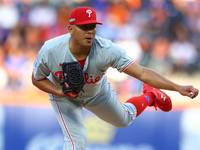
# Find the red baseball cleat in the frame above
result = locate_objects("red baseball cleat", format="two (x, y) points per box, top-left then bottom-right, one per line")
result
(143, 83), (172, 112)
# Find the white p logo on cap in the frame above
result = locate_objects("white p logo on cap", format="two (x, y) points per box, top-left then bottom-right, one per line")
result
(86, 9), (92, 17)
(69, 7), (103, 25)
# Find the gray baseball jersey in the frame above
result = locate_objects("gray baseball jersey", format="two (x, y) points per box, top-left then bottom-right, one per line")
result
(33, 33), (137, 150)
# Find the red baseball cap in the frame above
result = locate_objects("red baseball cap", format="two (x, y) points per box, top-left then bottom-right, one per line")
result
(69, 7), (103, 25)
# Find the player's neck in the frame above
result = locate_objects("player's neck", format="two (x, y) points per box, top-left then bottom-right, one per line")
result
(69, 38), (91, 60)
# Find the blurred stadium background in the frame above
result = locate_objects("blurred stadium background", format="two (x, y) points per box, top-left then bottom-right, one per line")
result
(0, 0), (200, 150)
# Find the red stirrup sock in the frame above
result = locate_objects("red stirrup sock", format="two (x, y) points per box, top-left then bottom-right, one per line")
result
(125, 93), (155, 117)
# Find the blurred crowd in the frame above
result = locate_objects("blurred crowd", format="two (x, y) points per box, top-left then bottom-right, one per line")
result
(0, 0), (200, 96)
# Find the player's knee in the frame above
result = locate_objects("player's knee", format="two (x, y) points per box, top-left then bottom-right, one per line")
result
(117, 123), (130, 128)
(111, 121), (131, 128)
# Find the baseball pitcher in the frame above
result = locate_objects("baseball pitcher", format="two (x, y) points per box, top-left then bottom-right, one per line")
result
(32, 7), (199, 150)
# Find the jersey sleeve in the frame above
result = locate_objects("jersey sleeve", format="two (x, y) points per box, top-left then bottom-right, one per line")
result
(104, 42), (134, 72)
(33, 44), (50, 80)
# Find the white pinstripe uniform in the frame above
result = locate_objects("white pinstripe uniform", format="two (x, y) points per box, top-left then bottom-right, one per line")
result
(33, 33), (137, 150)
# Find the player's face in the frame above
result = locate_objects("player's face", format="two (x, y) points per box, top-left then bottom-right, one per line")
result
(69, 24), (97, 48)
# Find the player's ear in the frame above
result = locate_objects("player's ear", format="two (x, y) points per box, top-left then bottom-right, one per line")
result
(68, 25), (74, 34)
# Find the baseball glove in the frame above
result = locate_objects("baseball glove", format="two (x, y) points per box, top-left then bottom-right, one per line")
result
(60, 62), (85, 98)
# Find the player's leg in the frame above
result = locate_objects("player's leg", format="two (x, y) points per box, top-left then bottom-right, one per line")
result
(125, 92), (154, 117)
(50, 99), (86, 150)
(84, 81), (137, 128)
(85, 81), (172, 128)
